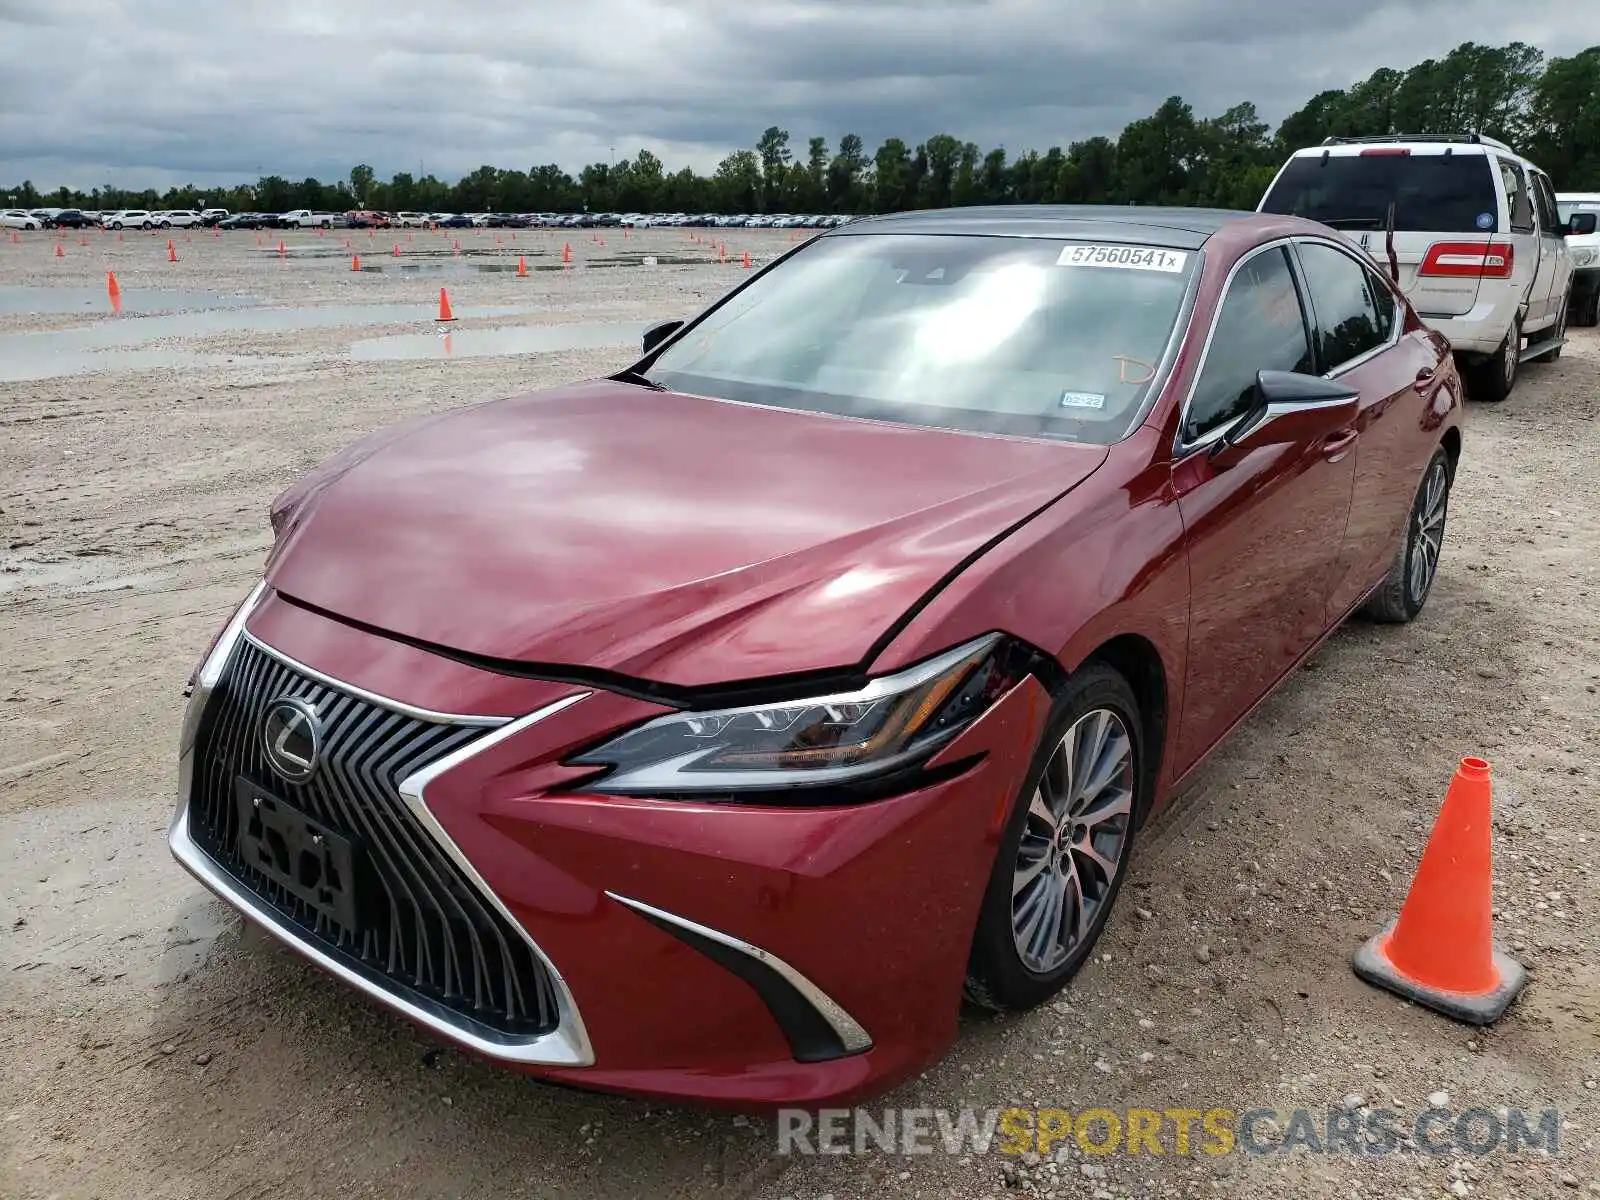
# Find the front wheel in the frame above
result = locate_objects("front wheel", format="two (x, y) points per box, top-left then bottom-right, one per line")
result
(160, 220), (172, 229)
(111, 222), (123, 230)
(1363, 447), (1452, 624)
(965, 663), (1144, 1012)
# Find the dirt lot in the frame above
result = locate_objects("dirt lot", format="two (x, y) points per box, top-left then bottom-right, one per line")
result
(1, 227), (1596, 1200)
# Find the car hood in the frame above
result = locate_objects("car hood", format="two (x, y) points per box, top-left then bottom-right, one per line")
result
(265, 380), (1107, 687)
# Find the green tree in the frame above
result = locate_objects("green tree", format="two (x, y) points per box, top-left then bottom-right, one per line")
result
(873, 137), (913, 211)
(826, 134), (868, 211)
(349, 164), (376, 205)
(756, 126), (792, 211)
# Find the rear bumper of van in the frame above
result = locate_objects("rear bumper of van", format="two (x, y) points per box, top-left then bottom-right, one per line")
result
(1416, 292), (1520, 356)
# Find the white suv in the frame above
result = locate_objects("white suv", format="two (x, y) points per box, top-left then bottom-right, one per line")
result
(101, 209), (154, 230)
(1260, 134), (1574, 403)
(1557, 192), (1600, 328)
(155, 210), (203, 228)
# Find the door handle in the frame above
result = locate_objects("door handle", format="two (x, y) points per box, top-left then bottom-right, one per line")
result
(1321, 429), (1359, 461)
(1414, 366), (1436, 392)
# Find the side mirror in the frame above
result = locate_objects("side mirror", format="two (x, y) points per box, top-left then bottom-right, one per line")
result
(1566, 212), (1598, 237)
(1210, 370), (1360, 467)
(641, 319), (683, 355)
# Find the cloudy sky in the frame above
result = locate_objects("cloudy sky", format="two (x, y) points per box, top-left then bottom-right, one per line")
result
(3, 0), (1598, 192)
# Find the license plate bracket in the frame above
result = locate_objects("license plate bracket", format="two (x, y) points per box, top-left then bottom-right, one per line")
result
(234, 778), (362, 931)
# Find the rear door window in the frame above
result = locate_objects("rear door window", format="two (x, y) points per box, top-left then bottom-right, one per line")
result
(1531, 174), (1561, 234)
(1261, 152), (1501, 234)
(1497, 159), (1535, 234)
(1293, 242), (1390, 370)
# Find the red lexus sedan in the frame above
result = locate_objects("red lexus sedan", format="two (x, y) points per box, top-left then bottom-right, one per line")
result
(171, 207), (1462, 1106)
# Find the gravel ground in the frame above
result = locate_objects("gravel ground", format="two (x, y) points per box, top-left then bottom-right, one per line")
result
(0, 228), (1596, 1200)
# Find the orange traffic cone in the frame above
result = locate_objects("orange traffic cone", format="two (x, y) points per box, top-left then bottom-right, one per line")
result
(742, 251), (752, 269)
(351, 254), (361, 271)
(393, 243), (400, 257)
(55, 243), (64, 258)
(168, 243), (177, 262)
(278, 241), (286, 257)
(516, 256), (527, 277)
(562, 243), (571, 264)
(1353, 756), (1526, 1024)
(79, 236), (88, 247)
(9, 231), (18, 244)
(436, 287), (456, 322)
(106, 271), (121, 299)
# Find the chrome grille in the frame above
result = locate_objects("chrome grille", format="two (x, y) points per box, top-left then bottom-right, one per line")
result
(187, 637), (560, 1036)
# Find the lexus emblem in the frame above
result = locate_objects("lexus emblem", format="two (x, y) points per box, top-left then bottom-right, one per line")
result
(261, 697), (322, 783)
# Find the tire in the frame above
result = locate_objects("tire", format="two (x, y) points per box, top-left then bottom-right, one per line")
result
(1574, 283), (1600, 329)
(160, 220), (171, 229)
(1362, 447), (1452, 624)
(1463, 320), (1519, 403)
(111, 222), (122, 230)
(964, 663), (1146, 1012)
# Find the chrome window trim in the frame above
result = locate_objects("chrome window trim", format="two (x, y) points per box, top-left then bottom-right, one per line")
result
(169, 586), (597, 1067)
(604, 892), (874, 1055)
(240, 631), (507, 727)
(1173, 234), (1403, 458)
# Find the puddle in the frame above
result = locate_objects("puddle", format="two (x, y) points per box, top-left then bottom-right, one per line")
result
(0, 347), (301, 384)
(0, 284), (260, 317)
(349, 321), (645, 361)
(0, 303), (544, 382)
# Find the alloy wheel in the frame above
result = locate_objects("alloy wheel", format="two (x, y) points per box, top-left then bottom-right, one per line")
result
(1011, 708), (1134, 973)
(1408, 457), (1449, 606)
(1501, 329), (1518, 389)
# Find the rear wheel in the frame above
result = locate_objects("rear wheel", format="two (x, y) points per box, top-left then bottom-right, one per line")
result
(965, 664), (1144, 1011)
(1363, 447), (1452, 624)
(1463, 320), (1519, 403)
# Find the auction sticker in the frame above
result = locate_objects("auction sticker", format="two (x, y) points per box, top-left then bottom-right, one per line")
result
(1057, 244), (1188, 272)
(1059, 391), (1107, 409)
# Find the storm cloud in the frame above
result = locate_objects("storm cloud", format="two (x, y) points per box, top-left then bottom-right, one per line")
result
(3, 0), (1598, 190)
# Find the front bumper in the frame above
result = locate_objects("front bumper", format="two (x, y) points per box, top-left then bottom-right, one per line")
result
(170, 588), (1050, 1106)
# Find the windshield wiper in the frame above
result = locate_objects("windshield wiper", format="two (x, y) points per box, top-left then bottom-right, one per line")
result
(614, 368), (665, 391)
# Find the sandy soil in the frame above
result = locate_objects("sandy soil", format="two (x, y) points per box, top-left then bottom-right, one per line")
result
(1, 229), (1596, 1200)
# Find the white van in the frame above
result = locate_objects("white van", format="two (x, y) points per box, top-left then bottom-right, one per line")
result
(1259, 134), (1574, 402)
(1557, 192), (1600, 327)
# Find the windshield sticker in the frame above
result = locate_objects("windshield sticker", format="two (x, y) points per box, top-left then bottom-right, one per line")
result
(1059, 391), (1107, 410)
(1057, 244), (1188, 272)
(1476, 212), (1495, 230)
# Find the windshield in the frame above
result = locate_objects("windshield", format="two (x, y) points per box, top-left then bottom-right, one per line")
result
(1558, 201), (1600, 223)
(646, 233), (1197, 444)
(1261, 153), (1500, 233)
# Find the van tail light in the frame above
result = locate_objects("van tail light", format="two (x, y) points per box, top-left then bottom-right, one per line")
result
(1419, 242), (1514, 279)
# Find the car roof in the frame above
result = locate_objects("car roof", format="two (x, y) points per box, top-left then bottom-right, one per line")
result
(831, 205), (1267, 249)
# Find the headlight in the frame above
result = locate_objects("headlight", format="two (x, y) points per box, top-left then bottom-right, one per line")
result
(1573, 247), (1597, 268)
(178, 579), (267, 756)
(569, 633), (1039, 798)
